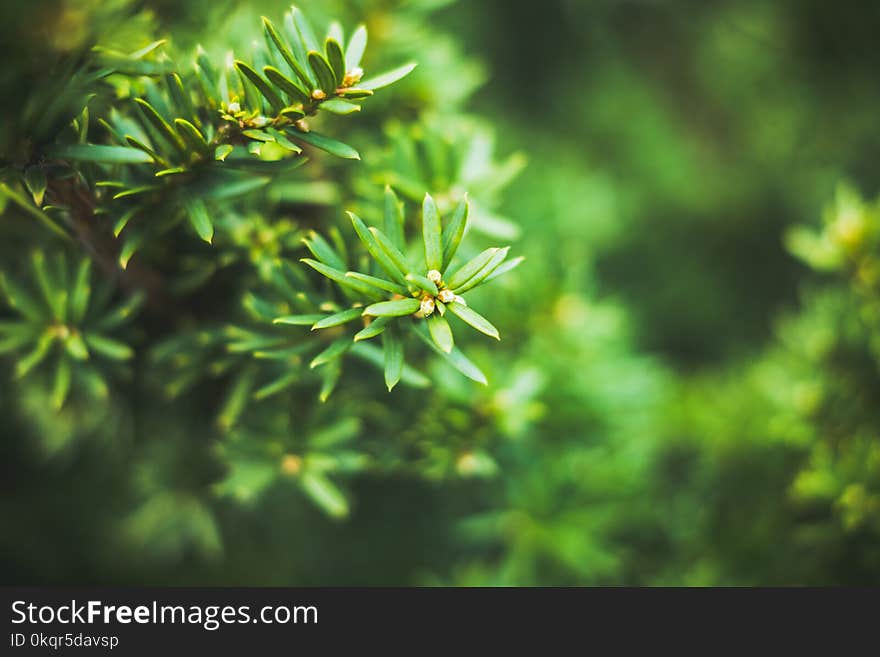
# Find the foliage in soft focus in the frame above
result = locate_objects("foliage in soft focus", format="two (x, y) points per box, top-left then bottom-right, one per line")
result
(2, 0), (879, 586)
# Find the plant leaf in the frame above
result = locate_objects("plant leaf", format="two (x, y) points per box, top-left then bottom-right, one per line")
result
(383, 329), (403, 391)
(166, 72), (198, 126)
(320, 99), (360, 114)
(308, 50), (337, 94)
(310, 337), (351, 368)
(94, 291), (145, 331)
(300, 258), (382, 298)
(384, 186), (405, 250)
(359, 62), (417, 90)
(328, 21), (345, 48)
(51, 356), (72, 410)
(345, 25), (367, 70)
(262, 16), (313, 89)
(300, 472), (348, 518)
(17, 332), (55, 377)
(412, 324), (487, 385)
(287, 129), (360, 159)
(112, 185), (159, 200)
(337, 88), (373, 99)
(200, 174), (270, 200)
(422, 192), (442, 271)
(325, 38), (346, 86)
(345, 271), (408, 296)
(265, 127), (302, 152)
(363, 298), (420, 317)
(174, 118), (210, 153)
(427, 313), (454, 353)
(353, 316), (390, 341)
(274, 313), (328, 326)
(185, 198), (214, 244)
(454, 246), (510, 293)
(350, 342), (430, 387)
(24, 167), (47, 205)
(405, 273), (438, 296)
(347, 212), (407, 284)
(303, 230), (345, 270)
(134, 98), (185, 153)
(0, 273), (44, 321)
(369, 226), (412, 278)
(312, 307), (363, 330)
(263, 65), (310, 104)
(442, 194), (469, 270)
(279, 106), (306, 122)
(447, 302), (500, 340)
(69, 258), (92, 323)
(291, 6), (320, 53)
(124, 136), (167, 165)
(0, 183), (69, 240)
(155, 167), (187, 177)
(484, 255), (524, 283)
(318, 359), (342, 401)
(49, 143), (153, 164)
(234, 60), (284, 111)
(31, 251), (63, 319)
(218, 365), (256, 430)
(253, 370), (300, 400)
(445, 247), (498, 291)
(83, 333), (134, 360)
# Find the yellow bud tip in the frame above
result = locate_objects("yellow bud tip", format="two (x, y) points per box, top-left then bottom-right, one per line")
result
(280, 454), (302, 476)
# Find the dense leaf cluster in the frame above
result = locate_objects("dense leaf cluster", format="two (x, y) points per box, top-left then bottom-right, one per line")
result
(0, 2), (518, 521)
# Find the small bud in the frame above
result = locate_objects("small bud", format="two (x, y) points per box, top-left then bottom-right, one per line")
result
(227, 101), (240, 113)
(343, 67), (363, 86)
(280, 454), (302, 476)
(420, 296), (435, 316)
(251, 115), (269, 127)
(456, 452), (478, 475)
(49, 324), (71, 340)
(438, 289), (455, 304)
(311, 89), (327, 100)
(427, 269), (442, 284)
(294, 119), (309, 132)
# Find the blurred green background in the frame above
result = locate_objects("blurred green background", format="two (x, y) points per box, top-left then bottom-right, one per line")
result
(2, 0), (880, 585)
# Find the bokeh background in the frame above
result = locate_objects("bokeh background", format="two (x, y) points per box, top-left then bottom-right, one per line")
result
(2, 0), (880, 585)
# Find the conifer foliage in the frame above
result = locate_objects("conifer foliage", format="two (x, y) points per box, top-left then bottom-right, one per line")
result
(6, 0), (876, 587)
(0, 1), (519, 524)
